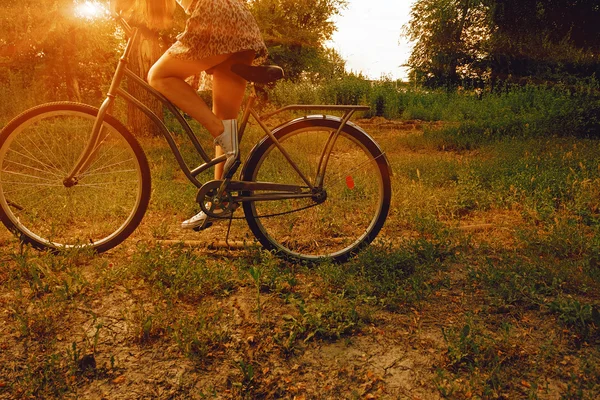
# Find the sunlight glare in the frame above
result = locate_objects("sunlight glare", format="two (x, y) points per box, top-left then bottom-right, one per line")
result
(75, 1), (104, 19)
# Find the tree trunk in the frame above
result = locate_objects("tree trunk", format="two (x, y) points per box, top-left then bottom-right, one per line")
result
(127, 28), (163, 137)
(64, 59), (82, 102)
(63, 29), (82, 103)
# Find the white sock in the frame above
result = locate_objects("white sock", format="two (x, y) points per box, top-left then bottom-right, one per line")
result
(214, 119), (238, 156)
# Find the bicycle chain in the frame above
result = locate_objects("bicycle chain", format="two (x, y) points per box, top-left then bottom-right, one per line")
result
(196, 180), (321, 220)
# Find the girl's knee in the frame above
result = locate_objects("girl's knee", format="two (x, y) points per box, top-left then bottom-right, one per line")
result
(146, 65), (162, 89)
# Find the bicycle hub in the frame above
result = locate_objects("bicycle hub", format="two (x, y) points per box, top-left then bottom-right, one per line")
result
(63, 177), (78, 188)
(311, 188), (327, 204)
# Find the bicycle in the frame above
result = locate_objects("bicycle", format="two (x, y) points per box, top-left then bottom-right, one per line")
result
(0, 15), (391, 262)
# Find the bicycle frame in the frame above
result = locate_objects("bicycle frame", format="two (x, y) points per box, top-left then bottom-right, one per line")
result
(66, 15), (369, 197)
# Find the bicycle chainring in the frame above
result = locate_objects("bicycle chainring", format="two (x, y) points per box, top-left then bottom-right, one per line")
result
(196, 180), (237, 218)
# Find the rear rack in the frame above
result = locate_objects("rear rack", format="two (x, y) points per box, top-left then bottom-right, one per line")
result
(260, 104), (370, 121)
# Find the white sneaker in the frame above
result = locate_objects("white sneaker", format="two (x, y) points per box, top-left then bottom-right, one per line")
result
(181, 210), (212, 230)
(181, 205), (235, 230)
(214, 119), (238, 177)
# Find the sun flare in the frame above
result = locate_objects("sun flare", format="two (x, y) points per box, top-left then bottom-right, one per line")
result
(75, 1), (104, 19)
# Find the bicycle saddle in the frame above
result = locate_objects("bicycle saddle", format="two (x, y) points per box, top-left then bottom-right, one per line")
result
(231, 64), (284, 84)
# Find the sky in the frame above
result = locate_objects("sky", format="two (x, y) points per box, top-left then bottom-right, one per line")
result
(328, 0), (415, 81)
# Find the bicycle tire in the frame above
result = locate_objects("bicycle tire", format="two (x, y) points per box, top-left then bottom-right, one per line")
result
(241, 117), (391, 262)
(0, 102), (151, 253)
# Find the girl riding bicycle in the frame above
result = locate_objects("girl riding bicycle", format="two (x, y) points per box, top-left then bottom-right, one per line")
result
(112, 0), (268, 230)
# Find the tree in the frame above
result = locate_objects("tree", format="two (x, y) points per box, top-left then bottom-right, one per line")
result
(0, 0), (187, 135)
(404, 0), (490, 88)
(0, 0), (120, 103)
(248, 0), (348, 81)
(404, 0), (600, 88)
(487, 0), (600, 83)
(126, 28), (165, 136)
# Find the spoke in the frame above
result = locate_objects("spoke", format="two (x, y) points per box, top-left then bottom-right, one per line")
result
(23, 131), (69, 176)
(76, 180), (141, 189)
(325, 152), (385, 188)
(6, 184), (56, 203)
(10, 187), (61, 219)
(83, 159), (136, 176)
(82, 168), (138, 178)
(14, 138), (63, 173)
(35, 120), (83, 173)
(0, 108), (149, 253)
(2, 158), (65, 181)
(85, 134), (128, 172)
(20, 133), (63, 174)
(2, 183), (64, 196)
(6, 145), (66, 179)
(1, 169), (62, 184)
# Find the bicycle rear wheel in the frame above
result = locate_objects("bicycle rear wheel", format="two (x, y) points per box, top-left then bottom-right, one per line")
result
(241, 118), (391, 262)
(0, 102), (151, 253)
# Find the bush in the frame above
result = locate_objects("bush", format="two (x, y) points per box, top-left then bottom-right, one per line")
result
(263, 76), (600, 143)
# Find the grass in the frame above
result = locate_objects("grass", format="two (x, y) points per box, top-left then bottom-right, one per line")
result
(266, 75), (600, 145)
(1, 94), (600, 398)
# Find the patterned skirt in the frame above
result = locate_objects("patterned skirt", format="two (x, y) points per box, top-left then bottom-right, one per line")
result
(167, 0), (268, 65)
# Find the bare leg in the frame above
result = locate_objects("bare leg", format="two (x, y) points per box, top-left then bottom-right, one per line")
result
(147, 53), (230, 138)
(148, 50), (254, 230)
(211, 51), (255, 178)
(147, 51), (253, 179)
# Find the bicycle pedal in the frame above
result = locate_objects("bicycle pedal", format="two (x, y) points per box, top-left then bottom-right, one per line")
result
(193, 220), (213, 232)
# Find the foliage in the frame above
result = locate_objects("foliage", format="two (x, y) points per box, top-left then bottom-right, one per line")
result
(248, 0), (348, 81)
(0, 0), (351, 128)
(265, 75), (600, 141)
(404, 0), (491, 88)
(404, 0), (600, 87)
(0, 0), (120, 104)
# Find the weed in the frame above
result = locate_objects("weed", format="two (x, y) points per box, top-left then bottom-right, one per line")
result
(440, 316), (527, 398)
(172, 306), (231, 364)
(248, 266), (263, 323)
(235, 359), (255, 391)
(131, 243), (238, 300)
(67, 341), (96, 375)
(18, 352), (71, 398)
(277, 293), (367, 351)
(345, 238), (453, 310)
(469, 256), (562, 309)
(2, 79), (600, 399)
(10, 296), (63, 340)
(549, 296), (600, 343)
(150, 218), (171, 240)
(128, 303), (170, 344)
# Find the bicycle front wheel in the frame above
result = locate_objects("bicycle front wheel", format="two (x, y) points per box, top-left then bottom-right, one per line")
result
(0, 102), (151, 253)
(241, 118), (391, 262)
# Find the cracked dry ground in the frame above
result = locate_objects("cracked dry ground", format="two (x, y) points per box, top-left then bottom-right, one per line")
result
(0, 233), (449, 399)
